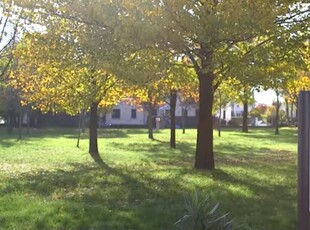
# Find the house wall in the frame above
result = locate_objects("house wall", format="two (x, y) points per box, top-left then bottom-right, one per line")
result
(175, 104), (197, 117)
(105, 102), (147, 126)
(217, 103), (255, 123)
(217, 105), (233, 121)
(104, 98), (200, 128)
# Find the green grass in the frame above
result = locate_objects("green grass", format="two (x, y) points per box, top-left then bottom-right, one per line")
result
(0, 127), (297, 229)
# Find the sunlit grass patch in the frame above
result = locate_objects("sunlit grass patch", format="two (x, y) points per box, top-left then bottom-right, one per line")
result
(0, 127), (297, 229)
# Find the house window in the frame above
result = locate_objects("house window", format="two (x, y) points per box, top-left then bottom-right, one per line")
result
(153, 109), (157, 117)
(112, 109), (120, 119)
(223, 110), (226, 120)
(131, 109), (137, 119)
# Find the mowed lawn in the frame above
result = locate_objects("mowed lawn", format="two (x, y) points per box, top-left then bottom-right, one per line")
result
(0, 127), (297, 230)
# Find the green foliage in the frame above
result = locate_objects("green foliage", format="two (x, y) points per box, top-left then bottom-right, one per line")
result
(249, 108), (262, 119)
(7, 0), (310, 170)
(175, 190), (233, 230)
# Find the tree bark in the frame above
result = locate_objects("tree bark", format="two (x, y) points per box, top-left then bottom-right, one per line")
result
(26, 109), (31, 135)
(194, 72), (215, 170)
(77, 110), (82, 148)
(242, 99), (249, 133)
(275, 90), (280, 135)
(285, 98), (290, 125)
(182, 108), (186, 134)
(218, 91), (222, 137)
(147, 103), (154, 140)
(81, 109), (86, 133)
(6, 110), (15, 133)
(89, 102), (100, 159)
(18, 107), (22, 140)
(170, 90), (177, 148)
(291, 102), (295, 124)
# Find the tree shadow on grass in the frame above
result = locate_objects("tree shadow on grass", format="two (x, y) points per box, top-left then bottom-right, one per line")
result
(0, 139), (16, 148)
(210, 168), (296, 229)
(231, 129), (297, 145)
(110, 140), (195, 166)
(0, 157), (297, 229)
(0, 162), (193, 229)
(0, 127), (132, 142)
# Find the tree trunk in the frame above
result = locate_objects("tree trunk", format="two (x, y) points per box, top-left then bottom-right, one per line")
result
(275, 90), (280, 135)
(77, 110), (82, 148)
(147, 103), (154, 140)
(81, 109), (86, 133)
(170, 90), (177, 148)
(218, 91), (222, 137)
(7, 110), (15, 133)
(194, 73), (215, 170)
(218, 107), (222, 137)
(26, 110), (31, 135)
(182, 108), (186, 134)
(89, 102), (100, 159)
(290, 103), (293, 121)
(285, 98), (290, 125)
(18, 107), (22, 140)
(242, 99), (249, 133)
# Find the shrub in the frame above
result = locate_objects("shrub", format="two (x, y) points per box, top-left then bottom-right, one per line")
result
(174, 190), (233, 230)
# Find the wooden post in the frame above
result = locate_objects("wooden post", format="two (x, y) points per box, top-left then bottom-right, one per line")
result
(298, 91), (310, 230)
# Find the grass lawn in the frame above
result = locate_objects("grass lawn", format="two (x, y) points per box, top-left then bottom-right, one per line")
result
(0, 127), (297, 230)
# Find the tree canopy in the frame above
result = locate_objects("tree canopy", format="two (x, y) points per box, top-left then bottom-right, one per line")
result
(5, 0), (310, 169)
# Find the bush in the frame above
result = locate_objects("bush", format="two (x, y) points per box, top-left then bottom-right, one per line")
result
(174, 190), (233, 230)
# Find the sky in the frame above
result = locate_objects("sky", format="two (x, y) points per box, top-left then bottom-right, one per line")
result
(254, 89), (281, 105)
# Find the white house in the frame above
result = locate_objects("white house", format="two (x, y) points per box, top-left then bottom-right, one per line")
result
(102, 102), (148, 126)
(103, 99), (199, 128)
(216, 102), (255, 125)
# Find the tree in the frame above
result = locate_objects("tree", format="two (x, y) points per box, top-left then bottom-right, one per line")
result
(213, 79), (237, 137)
(162, 60), (198, 147)
(124, 49), (171, 140)
(11, 0), (310, 169)
(0, 2), (21, 79)
(282, 42), (310, 114)
(0, 2), (23, 134)
(259, 42), (308, 133)
(131, 0), (307, 169)
(250, 103), (267, 120)
(10, 18), (126, 162)
(176, 64), (199, 135)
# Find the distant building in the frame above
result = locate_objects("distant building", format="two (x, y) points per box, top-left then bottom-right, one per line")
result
(215, 102), (255, 126)
(102, 99), (199, 128)
(102, 102), (148, 127)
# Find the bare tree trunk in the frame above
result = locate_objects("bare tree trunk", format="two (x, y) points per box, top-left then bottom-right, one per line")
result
(7, 110), (15, 133)
(182, 108), (186, 134)
(18, 107), (22, 140)
(77, 111), (82, 148)
(275, 90), (280, 135)
(291, 103), (294, 121)
(89, 102), (101, 162)
(81, 109), (86, 133)
(170, 90), (177, 148)
(218, 91), (222, 137)
(147, 103), (154, 140)
(26, 109), (31, 135)
(242, 99), (249, 133)
(195, 72), (215, 170)
(285, 98), (290, 125)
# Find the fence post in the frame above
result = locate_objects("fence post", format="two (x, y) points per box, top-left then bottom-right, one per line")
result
(298, 91), (310, 230)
